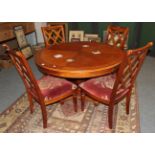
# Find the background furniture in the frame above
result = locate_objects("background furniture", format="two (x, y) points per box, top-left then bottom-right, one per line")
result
(69, 30), (84, 42)
(5, 46), (77, 128)
(0, 22), (35, 43)
(84, 34), (101, 42)
(14, 26), (33, 58)
(0, 23), (35, 69)
(79, 42), (153, 129)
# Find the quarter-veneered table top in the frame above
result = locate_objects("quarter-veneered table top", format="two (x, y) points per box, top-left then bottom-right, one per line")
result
(35, 42), (125, 79)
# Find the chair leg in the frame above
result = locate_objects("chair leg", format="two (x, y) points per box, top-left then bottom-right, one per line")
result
(73, 92), (78, 112)
(108, 105), (114, 129)
(126, 90), (132, 115)
(27, 93), (34, 114)
(81, 91), (85, 111)
(40, 104), (48, 128)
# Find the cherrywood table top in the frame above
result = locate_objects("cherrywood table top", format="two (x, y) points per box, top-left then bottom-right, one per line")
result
(35, 42), (125, 79)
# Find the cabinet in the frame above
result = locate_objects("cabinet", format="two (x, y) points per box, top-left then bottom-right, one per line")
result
(0, 23), (35, 69)
(0, 22), (35, 43)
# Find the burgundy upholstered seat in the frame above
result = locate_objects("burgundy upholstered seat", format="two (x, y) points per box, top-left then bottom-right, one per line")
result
(80, 74), (116, 102)
(38, 75), (77, 102)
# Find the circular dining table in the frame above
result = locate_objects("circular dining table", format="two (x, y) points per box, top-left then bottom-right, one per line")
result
(35, 42), (125, 80)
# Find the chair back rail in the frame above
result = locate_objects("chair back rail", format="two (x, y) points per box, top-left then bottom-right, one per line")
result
(111, 42), (153, 103)
(8, 50), (44, 104)
(41, 25), (65, 47)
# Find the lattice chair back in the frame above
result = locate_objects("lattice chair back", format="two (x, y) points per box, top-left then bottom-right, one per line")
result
(111, 42), (153, 102)
(105, 25), (129, 50)
(8, 50), (44, 103)
(41, 25), (65, 47)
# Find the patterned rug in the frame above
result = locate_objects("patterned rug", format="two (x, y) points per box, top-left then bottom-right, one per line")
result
(0, 87), (140, 133)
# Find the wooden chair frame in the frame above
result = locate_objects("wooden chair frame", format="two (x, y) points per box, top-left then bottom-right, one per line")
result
(105, 25), (129, 50)
(3, 44), (77, 128)
(41, 25), (65, 47)
(47, 22), (68, 42)
(80, 42), (153, 129)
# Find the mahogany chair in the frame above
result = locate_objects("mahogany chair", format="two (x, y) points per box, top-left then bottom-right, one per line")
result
(79, 42), (153, 129)
(3, 44), (77, 128)
(105, 25), (129, 50)
(41, 25), (65, 47)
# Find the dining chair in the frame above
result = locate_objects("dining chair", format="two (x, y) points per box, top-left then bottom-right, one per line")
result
(79, 42), (153, 129)
(41, 25), (65, 47)
(3, 44), (77, 128)
(105, 25), (129, 50)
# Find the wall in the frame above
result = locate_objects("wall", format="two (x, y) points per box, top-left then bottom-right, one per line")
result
(26, 32), (36, 45)
(34, 22), (47, 43)
(139, 22), (155, 56)
(25, 22), (47, 45)
(139, 23), (155, 45)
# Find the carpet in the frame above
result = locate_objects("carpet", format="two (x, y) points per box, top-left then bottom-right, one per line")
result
(0, 87), (140, 133)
